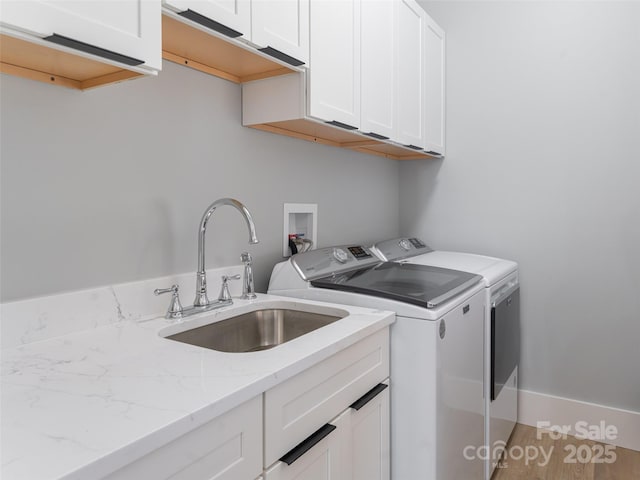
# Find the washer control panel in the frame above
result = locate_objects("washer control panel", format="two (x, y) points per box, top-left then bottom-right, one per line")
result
(371, 237), (433, 261)
(291, 244), (379, 281)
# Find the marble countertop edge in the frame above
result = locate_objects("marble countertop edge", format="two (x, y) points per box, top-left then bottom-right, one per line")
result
(1, 294), (395, 480)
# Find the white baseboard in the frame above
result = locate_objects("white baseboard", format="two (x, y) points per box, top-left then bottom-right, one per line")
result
(518, 389), (640, 452)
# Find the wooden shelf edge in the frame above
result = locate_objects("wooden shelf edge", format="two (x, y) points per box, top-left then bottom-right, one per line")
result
(163, 50), (297, 85)
(247, 120), (439, 161)
(341, 139), (383, 148)
(163, 50), (241, 83)
(353, 147), (433, 160)
(0, 61), (81, 90)
(80, 69), (143, 90)
(249, 123), (343, 148)
(0, 61), (143, 91)
(239, 67), (295, 83)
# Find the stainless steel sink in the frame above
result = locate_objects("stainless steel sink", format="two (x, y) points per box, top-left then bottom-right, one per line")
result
(165, 308), (346, 353)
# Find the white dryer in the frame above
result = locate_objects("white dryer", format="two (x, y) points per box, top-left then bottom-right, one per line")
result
(269, 244), (486, 480)
(371, 238), (520, 480)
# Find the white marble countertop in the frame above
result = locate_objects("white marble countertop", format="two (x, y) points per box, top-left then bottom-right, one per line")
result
(1, 294), (394, 480)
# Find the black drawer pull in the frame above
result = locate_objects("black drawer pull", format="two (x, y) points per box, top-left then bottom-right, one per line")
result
(279, 423), (337, 465)
(258, 46), (304, 66)
(44, 34), (143, 66)
(404, 144), (424, 150)
(425, 150), (442, 156)
(364, 132), (390, 140)
(326, 120), (358, 131)
(350, 383), (388, 411)
(178, 9), (242, 38)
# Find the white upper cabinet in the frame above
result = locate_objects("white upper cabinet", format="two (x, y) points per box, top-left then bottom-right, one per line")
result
(308, 0), (361, 129)
(360, 0), (395, 140)
(0, 0), (161, 72)
(251, 0), (309, 66)
(424, 13), (445, 156)
(394, 0), (426, 149)
(163, 0), (251, 39)
(242, 0), (444, 160)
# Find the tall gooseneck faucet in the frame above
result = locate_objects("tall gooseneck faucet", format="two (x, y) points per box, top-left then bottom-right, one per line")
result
(194, 198), (259, 307)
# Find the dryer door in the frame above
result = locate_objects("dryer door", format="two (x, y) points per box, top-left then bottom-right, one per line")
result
(491, 286), (520, 401)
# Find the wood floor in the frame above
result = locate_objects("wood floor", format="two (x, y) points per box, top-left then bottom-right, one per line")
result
(491, 424), (640, 480)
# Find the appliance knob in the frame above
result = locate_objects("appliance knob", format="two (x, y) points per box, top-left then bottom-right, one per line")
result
(399, 239), (412, 251)
(333, 248), (349, 263)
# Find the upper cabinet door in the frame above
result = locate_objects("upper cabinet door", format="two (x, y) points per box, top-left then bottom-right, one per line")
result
(163, 0), (251, 39)
(424, 13), (445, 156)
(394, 0), (426, 149)
(360, 0), (395, 140)
(251, 0), (309, 66)
(0, 0), (161, 71)
(308, 0), (361, 129)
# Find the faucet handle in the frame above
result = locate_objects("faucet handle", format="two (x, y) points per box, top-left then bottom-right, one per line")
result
(240, 251), (257, 300)
(218, 274), (240, 301)
(154, 284), (183, 320)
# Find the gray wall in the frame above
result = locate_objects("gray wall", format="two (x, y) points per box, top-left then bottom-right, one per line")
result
(407, 1), (640, 411)
(0, 61), (400, 302)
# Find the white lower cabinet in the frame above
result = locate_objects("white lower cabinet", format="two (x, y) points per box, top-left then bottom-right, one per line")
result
(264, 328), (389, 466)
(264, 420), (342, 480)
(265, 384), (390, 480)
(105, 395), (262, 480)
(264, 328), (390, 480)
(265, 381), (389, 480)
(104, 328), (390, 480)
(350, 383), (390, 480)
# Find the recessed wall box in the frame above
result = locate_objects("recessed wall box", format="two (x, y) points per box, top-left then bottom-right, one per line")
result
(283, 203), (317, 257)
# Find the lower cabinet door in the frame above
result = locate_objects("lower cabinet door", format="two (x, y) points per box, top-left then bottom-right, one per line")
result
(265, 411), (348, 480)
(350, 382), (390, 480)
(265, 381), (390, 480)
(104, 396), (262, 480)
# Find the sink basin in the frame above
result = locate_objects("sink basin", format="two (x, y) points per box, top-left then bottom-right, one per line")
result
(165, 308), (346, 353)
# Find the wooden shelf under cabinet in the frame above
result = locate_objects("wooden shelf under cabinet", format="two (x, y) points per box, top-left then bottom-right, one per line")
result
(162, 15), (297, 84)
(0, 34), (143, 90)
(249, 119), (438, 161)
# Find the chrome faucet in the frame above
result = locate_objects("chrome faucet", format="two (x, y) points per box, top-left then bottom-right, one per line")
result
(153, 198), (259, 320)
(194, 198), (259, 307)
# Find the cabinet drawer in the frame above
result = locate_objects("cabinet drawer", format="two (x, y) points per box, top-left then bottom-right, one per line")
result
(105, 395), (262, 480)
(264, 328), (389, 467)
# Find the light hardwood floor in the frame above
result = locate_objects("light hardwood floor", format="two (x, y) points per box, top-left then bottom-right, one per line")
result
(492, 424), (640, 480)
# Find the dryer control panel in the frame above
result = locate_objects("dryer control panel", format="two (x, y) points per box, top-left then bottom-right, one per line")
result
(290, 245), (380, 281)
(371, 237), (433, 261)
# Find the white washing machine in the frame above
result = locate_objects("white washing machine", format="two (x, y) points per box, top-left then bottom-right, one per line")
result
(269, 244), (486, 480)
(371, 238), (520, 480)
